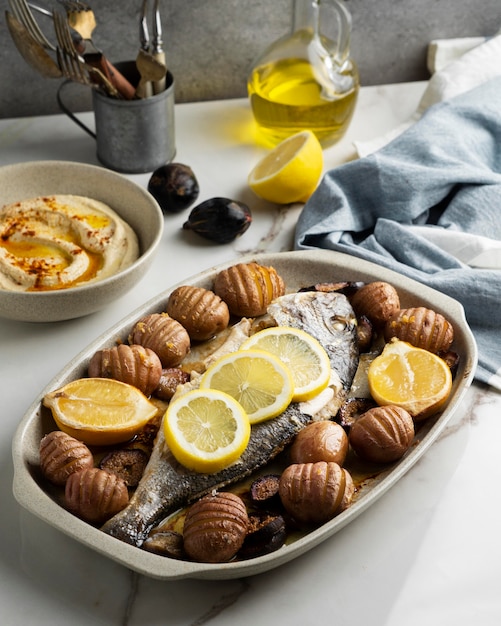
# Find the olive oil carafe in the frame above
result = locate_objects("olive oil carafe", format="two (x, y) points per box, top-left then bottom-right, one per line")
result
(247, 0), (359, 147)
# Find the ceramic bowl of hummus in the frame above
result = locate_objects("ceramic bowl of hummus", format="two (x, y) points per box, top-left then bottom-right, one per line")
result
(0, 161), (164, 322)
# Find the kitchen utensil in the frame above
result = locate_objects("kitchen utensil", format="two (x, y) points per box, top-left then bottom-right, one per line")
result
(57, 0), (136, 99)
(137, 0), (153, 97)
(8, 0), (55, 51)
(53, 10), (118, 98)
(135, 48), (166, 98)
(151, 0), (166, 94)
(247, 0), (359, 147)
(58, 59), (175, 172)
(58, 0), (96, 40)
(6, 9), (62, 78)
(135, 0), (167, 98)
(27, 2), (52, 19)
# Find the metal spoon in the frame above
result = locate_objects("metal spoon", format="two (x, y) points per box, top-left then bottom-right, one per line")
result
(6, 10), (62, 78)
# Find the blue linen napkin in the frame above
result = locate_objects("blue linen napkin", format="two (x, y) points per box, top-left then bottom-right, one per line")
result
(295, 76), (501, 390)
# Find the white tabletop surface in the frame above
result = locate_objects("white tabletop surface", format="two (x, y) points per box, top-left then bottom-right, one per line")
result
(1, 81), (500, 626)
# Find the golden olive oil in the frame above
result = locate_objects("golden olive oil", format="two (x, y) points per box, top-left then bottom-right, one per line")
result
(248, 57), (359, 147)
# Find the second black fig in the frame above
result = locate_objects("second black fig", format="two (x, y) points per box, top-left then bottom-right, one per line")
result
(183, 197), (252, 244)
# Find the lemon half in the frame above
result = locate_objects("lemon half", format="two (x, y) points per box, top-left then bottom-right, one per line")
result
(368, 339), (453, 420)
(248, 130), (323, 204)
(43, 378), (158, 446)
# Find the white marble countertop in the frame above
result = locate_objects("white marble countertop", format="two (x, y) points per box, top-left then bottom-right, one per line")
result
(1, 82), (500, 626)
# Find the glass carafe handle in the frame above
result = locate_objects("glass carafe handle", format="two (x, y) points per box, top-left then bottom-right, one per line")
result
(294, 0), (353, 68)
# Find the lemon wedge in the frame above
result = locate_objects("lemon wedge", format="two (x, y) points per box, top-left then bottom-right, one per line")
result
(43, 378), (158, 446)
(164, 389), (251, 473)
(200, 349), (294, 424)
(240, 326), (331, 402)
(248, 130), (323, 204)
(368, 339), (453, 420)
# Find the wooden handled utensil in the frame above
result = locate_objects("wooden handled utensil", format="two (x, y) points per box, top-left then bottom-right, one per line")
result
(58, 0), (136, 99)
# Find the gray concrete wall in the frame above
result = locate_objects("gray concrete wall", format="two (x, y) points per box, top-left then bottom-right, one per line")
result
(2, 0), (500, 119)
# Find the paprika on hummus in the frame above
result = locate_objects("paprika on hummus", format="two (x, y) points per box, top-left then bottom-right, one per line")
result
(0, 195), (139, 291)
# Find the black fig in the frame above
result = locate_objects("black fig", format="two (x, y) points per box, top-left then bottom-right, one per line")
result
(148, 163), (200, 213)
(183, 197), (252, 244)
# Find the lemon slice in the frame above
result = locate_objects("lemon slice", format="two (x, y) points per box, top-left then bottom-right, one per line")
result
(43, 378), (158, 446)
(164, 389), (251, 473)
(240, 326), (331, 402)
(248, 130), (323, 204)
(368, 339), (453, 420)
(200, 349), (294, 424)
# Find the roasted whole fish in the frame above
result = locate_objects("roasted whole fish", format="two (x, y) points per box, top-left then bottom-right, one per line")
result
(101, 291), (359, 547)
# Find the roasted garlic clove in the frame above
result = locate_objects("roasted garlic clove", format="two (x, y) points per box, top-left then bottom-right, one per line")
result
(351, 281), (400, 327)
(349, 405), (415, 464)
(213, 262), (285, 317)
(128, 313), (190, 367)
(279, 461), (354, 526)
(88, 344), (162, 396)
(39, 430), (94, 486)
(65, 467), (129, 525)
(384, 306), (454, 354)
(289, 420), (349, 466)
(183, 492), (249, 563)
(166, 285), (230, 341)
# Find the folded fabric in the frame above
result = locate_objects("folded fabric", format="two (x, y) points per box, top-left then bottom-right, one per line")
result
(355, 34), (501, 157)
(295, 77), (501, 390)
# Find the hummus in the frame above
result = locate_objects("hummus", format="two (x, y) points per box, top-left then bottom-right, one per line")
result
(0, 195), (139, 291)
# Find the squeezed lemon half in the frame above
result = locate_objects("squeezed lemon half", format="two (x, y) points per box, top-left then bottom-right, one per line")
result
(43, 378), (158, 446)
(248, 130), (323, 204)
(368, 339), (453, 420)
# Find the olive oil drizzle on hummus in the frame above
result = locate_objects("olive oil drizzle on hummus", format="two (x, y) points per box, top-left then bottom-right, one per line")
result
(0, 195), (139, 292)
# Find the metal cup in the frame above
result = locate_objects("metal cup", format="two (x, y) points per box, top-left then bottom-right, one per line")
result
(58, 61), (176, 174)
